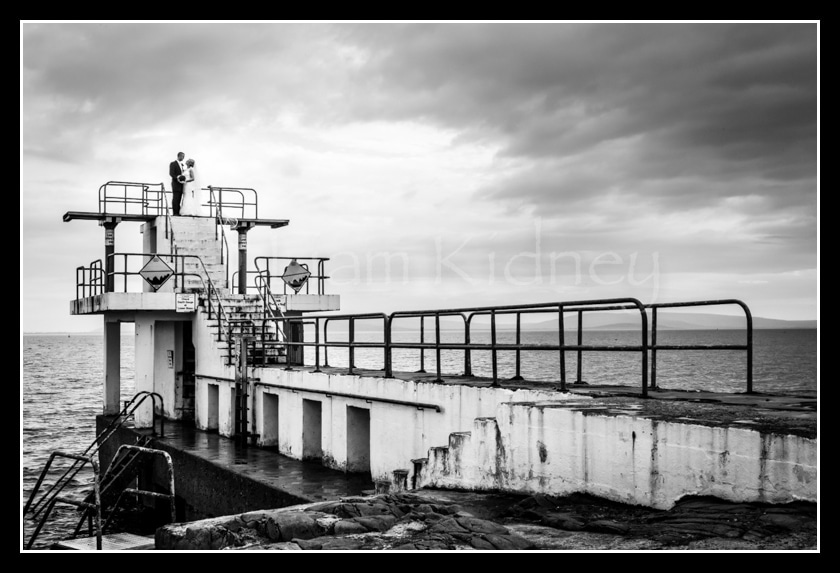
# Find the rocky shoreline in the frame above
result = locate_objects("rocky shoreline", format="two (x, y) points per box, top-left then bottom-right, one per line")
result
(155, 489), (818, 551)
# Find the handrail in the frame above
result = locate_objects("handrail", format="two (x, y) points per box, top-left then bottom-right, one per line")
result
(647, 299), (753, 393)
(97, 181), (168, 217)
(209, 187), (231, 288)
(23, 391), (163, 549)
(254, 273), (287, 347)
(24, 392), (163, 521)
(96, 445), (176, 535)
(206, 185), (259, 220)
(259, 299), (655, 395)
(23, 452), (102, 550)
(76, 259), (105, 299)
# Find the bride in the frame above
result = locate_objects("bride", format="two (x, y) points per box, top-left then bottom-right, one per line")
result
(180, 158), (202, 216)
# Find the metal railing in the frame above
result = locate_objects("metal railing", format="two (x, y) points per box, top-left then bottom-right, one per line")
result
(206, 185), (259, 221)
(254, 256), (330, 296)
(104, 251), (234, 358)
(257, 298), (651, 392)
(76, 259), (105, 299)
(97, 181), (168, 216)
(208, 187), (231, 284)
(93, 445), (176, 536)
(648, 299), (753, 392)
(253, 298), (756, 396)
(23, 391), (164, 550)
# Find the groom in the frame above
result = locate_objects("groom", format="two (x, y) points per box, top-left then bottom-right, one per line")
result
(169, 151), (187, 216)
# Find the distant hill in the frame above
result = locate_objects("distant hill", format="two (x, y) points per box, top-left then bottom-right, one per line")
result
(26, 312), (816, 336)
(384, 311), (816, 332)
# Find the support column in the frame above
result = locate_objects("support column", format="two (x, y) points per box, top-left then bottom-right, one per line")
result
(134, 316), (155, 428)
(237, 228), (248, 295)
(284, 311), (304, 366)
(104, 221), (118, 293)
(103, 318), (121, 415)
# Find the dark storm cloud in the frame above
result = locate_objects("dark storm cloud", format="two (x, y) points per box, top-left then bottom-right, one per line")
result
(22, 23), (339, 162)
(337, 22), (817, 211)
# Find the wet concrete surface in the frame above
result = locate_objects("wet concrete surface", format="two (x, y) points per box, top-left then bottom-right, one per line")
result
(133, 420), (375, 508)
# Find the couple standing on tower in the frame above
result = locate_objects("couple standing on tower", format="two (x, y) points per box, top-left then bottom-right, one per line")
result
(169, 151), (202, 216)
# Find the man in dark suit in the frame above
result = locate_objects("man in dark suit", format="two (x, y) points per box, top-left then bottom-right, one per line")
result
(169, 151), (186, 216)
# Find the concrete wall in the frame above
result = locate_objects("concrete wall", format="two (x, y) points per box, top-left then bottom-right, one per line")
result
(95, 417), (309, 523)
(192, 304), (237, 434)
(416, 401), (818, 510)
(133, 312), (194, 426)
(135, 316), (155, 427)
(250, 368), (572, 488)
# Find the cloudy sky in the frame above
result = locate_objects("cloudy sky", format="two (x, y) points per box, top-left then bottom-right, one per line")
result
(21, 22), (818, 333)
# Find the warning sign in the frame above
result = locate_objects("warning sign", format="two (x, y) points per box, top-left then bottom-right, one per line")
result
(281, 260), (311, 294)
(139, 256), (174, 291)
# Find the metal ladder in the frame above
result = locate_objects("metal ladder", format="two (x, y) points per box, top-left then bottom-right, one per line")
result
(23, 391), (169, 550)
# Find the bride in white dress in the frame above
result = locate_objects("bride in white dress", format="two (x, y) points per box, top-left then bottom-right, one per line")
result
(180, 158), (201, 216)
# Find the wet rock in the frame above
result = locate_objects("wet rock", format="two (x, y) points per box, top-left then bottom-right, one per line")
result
(268, 513), (324, 541)
(305, 501), (342, 514)
(239, 510), (269, 522)
(355, 515), (398, 532)
(543, 513), (585, 531)
(333, 520), (369, 535)
(469, 536), (495, 550)
(587, 520), (630, 535)
(532, 493), (559, 509)
(427, 517), (470, 534)
(759, 513), (805, 531)
(294, 538), (323, 550)
(339, 502), (390, 518)
(454, 516), (509, 535)
(317, 537), (367, 550)
(417, 511), (446, 523)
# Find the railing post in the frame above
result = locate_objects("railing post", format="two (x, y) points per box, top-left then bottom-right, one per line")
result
(491, 309), (498, 387)
(576, 310), (583, 384)
(323, 319), (330, 367)
(512, 312), (523, 380)
(349, 317), (355, 375)
(558, 306), (566, 392)
(640, 302), (649, 398)
(384, 315), (392, 378)
(744, 303), (754, 394)
(314, 318), (321, 373)
(90, 458), (102, 550)
(435, 313), (443, 383)
(651, 307), (658, 390)
(418, 317), (426, 373)
(464, 314), (471, 377)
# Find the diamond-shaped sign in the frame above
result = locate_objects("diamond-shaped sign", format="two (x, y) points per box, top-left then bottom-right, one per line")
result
(281, 260), (311, 294)
(139, 256), (174, 291)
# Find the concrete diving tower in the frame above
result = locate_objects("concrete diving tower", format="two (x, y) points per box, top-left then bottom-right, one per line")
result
(64, 181), (338, 426)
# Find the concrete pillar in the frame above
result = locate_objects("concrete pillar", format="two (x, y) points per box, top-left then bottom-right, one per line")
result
(284, 311), (304, 366)
(237, 228), (248, 295)
(135, 317), (155, 427)
(104, 221), (118, 293)
(103, 318), (121, 415)
(153, 322), (177, 419)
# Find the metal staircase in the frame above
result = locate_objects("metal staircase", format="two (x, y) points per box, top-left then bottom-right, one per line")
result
(23, 392), (173, 550)
(201, 293), (287, 366)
